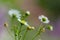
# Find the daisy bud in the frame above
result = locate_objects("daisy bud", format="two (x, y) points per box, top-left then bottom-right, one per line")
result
(25, 11), (30, 16)
(20, 20), (26, 25)
(27, 26), (32, 30)
(18, 19), (29, 26)
(31, 27), (35, 30)
(47, 25), (53, 31)
(41, 28), (45, 32)
(4, 22), (8, 27)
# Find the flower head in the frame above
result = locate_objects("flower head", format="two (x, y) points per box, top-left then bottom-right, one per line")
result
(27, 26), (35, 30)
(18, 19), (29, 26)
(38, 15), (50, 23)
(27, 26), (32, 30)
(41, 28), (45, 32)
(25, 11), (30, 16)
(8, 9), (21, 19)
(31, 27), (35, 30)
(47, 25), (53, 31)
(4, 22), (8, 27)
(50, 26), (53, 31)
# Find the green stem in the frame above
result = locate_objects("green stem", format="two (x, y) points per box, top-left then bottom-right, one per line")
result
(6, 27), (14, 38)
(11, 18), (17, 40)
(22, 29), (28, 40)
(18, 23), (23, 40)
(10, 17), (18, 40)
(32, 25), (43, 40)
(32, 32), (41, 40)
(14, 27), (17, 40)
(15, 35), (16, 40)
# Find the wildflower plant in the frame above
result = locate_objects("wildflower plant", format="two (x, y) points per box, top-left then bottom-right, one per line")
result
(4, 9), (53, 40)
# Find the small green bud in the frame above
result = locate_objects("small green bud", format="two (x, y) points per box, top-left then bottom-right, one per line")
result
(27, 26), (32, 30)
(47, 25), (53, 31)
(41, 28), (45, 32)
(25, 11), (30, 16)
(20, 20), (26, 25)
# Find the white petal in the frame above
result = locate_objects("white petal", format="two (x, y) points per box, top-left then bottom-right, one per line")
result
(18, 19), (21, 22)
(38, 15), (45, 19)
(8, 9), (21, 19)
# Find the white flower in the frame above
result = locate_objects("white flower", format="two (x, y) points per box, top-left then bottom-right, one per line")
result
(38, 15), (50, 23)
(18, 19), (29, 26)
(8, 9), (21, 19)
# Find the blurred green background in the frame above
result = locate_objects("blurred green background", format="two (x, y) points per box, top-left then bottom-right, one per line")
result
(0, 0), (60, 40)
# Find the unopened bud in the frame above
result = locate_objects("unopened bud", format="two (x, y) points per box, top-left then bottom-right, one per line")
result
(47, 25), (53, 31)
(20, 20), (26, 25)
(27, 26), (32, 30)
(25, 11), (30, 16)
(31, 27), (35, 30)
(4, 22), (8, 27)
(41, 28), (45, 32)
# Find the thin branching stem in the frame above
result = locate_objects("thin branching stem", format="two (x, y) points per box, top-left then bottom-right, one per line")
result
(18, 23), (23, 40)
(22, 29), (28, 40)
(32, 23), (43, 40)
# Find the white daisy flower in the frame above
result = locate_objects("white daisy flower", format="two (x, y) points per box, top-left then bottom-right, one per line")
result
(38, 15), (50, 23)
(8, 9), (21, 19)
(18, 19), (29, 26)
